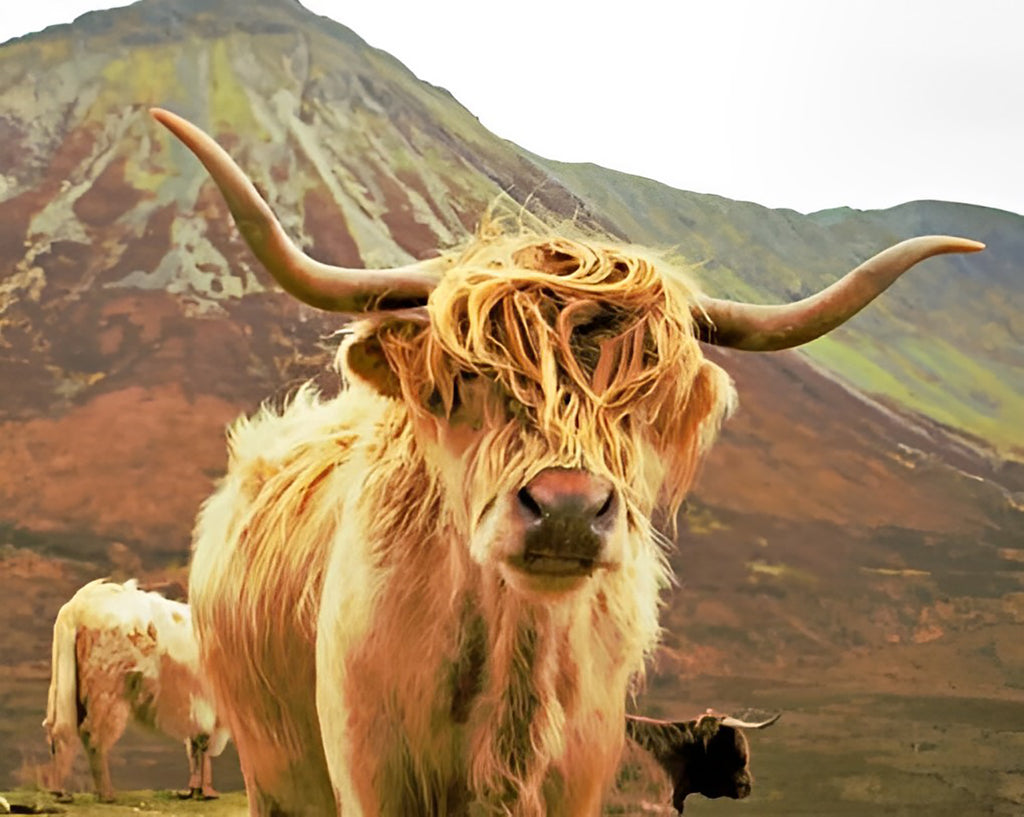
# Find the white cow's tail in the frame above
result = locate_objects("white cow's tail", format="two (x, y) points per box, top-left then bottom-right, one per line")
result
(44, 607), (79, 751)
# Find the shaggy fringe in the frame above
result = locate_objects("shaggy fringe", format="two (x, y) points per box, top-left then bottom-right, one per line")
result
(368, 221), (734, 524)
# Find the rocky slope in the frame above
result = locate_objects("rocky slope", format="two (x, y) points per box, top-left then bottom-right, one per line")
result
(1, 0), (1022, 811)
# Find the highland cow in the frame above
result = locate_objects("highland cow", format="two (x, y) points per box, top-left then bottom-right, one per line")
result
(626, 711), (780, 813)
(43, 578), (230, 802)
(150, 107), (983, 816)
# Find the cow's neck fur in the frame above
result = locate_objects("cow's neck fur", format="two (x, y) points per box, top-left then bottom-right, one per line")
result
(332, 400), (658, 815)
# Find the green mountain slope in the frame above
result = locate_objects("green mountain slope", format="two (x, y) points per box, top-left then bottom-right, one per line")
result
(534, 158), (1024, 454)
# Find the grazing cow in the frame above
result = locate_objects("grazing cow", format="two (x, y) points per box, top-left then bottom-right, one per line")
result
(150, 107), (983, 816)
(43, 578), (230, 802)
(625, 711), (780, 814)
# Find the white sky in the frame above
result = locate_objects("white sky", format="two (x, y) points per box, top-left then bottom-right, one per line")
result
(3, 0), (1022, 216)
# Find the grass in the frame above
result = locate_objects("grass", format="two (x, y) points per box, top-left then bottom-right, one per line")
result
(0, 789), (248, 816)
(0, 788), (678, 816)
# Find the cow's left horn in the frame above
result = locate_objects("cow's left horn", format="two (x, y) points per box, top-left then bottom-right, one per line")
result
(150, 108), (442, 312)
(693, 236), (985, 350)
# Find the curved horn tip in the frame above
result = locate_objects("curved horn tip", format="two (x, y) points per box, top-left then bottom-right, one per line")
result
(960, 238), (986, 253)
(720, 712), (782, 730)
(148, 108), (200, 144)
(932, 236), (986, 253)
(149, 108), (213, 146)
(149, 107), (180, 127)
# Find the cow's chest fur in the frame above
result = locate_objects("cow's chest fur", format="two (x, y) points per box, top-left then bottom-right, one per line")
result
(337, 572), (627, 816)
(322, 432), (639, 815)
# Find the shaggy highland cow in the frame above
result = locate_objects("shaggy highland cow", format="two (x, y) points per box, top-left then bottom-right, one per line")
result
(150, 108), (982, 816)
(625, 711), (780, 813)
(43, 579), (230, 803)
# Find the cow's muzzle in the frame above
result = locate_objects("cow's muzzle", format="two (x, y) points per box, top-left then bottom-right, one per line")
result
(508, 468), (616, 578)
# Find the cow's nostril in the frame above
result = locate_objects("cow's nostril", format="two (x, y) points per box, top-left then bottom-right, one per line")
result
(517, 487), (544, 520)
(518, 470), (618, 525)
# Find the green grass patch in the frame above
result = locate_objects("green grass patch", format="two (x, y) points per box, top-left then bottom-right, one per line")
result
(0, 789), (248, 816)
(804, 332), (1024, 455)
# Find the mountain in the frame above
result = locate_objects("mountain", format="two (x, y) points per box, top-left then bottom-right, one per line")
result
(2, 0), (1022, 812)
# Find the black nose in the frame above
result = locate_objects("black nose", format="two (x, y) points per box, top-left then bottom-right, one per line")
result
(513, 469), (618, 577)
(516, 468), (616, 527)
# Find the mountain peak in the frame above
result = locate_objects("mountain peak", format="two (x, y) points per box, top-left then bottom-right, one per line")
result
(3, 0), (330, 48)
(130, 0), (312, 15)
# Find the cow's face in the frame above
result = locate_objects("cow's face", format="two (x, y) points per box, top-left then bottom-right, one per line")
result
(345, 233), (735, 597)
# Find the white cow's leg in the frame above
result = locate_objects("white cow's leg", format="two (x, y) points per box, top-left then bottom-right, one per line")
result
(80, 731), (115, 803)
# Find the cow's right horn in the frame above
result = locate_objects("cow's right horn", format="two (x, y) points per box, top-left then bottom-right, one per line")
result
(693, 236), (985, 350)
(150, 108), (443, 313)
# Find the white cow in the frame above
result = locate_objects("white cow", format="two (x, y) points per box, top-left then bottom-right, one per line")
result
(43, 578), (230, 802)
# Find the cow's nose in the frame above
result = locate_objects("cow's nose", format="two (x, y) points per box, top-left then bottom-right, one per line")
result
(517, 468), (616, 530)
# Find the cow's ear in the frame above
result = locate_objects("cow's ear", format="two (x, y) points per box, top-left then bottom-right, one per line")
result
(657, 359), (737, 513)
(343, 334), (404, 398)
(342, 314), (432, 400)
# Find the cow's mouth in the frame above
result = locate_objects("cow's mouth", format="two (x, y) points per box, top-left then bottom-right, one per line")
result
(509, 552), (597, 577)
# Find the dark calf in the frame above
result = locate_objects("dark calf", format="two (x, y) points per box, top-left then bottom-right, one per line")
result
(626, 710), (780, 814)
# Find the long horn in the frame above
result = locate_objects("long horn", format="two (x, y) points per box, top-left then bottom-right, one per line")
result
(694, 236), (985, 350)
(720, 713), (781, 730)
(149, 108), (442, 312)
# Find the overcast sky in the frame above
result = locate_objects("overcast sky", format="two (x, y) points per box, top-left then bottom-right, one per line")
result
(3, 0), (1022, 216)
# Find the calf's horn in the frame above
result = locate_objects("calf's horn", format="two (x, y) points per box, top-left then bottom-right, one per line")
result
(694, 235), (984, 350)
(150, 108), (442, 312)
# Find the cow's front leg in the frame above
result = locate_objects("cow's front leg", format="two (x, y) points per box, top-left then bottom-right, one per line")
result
(555, 721), (626, 817)
(199, 746), (220, 799)
(45, 728), (78, 803)
(181, 735), (219, 799)
(181, 736), (201, 797)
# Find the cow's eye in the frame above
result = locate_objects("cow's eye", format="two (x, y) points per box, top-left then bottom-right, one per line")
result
(426, 373), (477, 417)
(574, 311), (619, 337)
(425, 389), (446, 416)
(450, 378), (464, 415)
